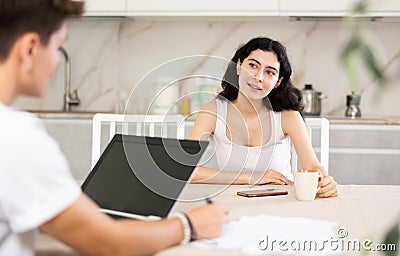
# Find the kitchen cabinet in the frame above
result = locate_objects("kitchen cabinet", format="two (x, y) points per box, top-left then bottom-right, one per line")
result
(280, 0), (358, 16)
(368, 0), (400, 15)
(82, 0), (400, 17)
(185, 120), (400, 185)
(84, 0), (126, 16)
(40, 116), (400, 185)
(328, 124), (400, 185)
(280, 0), (400, 17)
(126, 0), (279, 16)
(43, 118), (93, 180)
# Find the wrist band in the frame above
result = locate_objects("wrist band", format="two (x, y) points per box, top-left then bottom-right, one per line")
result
(183, 213), (197, 241)
(170, 212), (191, 245)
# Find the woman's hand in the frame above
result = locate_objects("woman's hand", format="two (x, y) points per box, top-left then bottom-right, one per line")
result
(253, 170), (293, 185)
(317, 175), (338, 198)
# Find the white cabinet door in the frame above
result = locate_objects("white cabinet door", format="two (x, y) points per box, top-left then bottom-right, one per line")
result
(280, 0), (400, 16)
(127, 0), (279, 16)
(329, 124), (400, 185)
(280, 0), (359, 16)
(369, 0), (400, 15)
(84, 0), (126, 16)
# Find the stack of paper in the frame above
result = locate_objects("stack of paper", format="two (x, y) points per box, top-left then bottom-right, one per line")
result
(191, 215), (341, 255)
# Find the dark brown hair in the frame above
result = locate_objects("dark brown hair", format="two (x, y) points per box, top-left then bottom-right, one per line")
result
(218, 37), (303, 113)
(0, 0), (84, 61)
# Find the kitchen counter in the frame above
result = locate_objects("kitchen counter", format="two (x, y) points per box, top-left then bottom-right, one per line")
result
(28, 111), (109, 119)
(34, 112), (400, 184)
(320, 116), (400, 125)
(29, 111), (400, 125)
(185, 114), (400, 125)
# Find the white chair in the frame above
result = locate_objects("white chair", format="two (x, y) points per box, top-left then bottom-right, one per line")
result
(290, 117), (329, 173)
(91, 113), (185, 168)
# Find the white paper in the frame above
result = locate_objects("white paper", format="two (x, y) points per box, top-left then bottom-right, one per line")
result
(191, 215), (343, 255)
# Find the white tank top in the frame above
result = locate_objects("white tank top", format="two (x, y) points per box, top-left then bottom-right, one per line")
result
(213, 99), (293, 180)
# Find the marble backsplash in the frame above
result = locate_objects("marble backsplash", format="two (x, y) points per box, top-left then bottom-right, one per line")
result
(13, 17), (400, 117)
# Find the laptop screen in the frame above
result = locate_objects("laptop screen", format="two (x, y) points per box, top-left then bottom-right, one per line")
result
(81, 134), (208, 218)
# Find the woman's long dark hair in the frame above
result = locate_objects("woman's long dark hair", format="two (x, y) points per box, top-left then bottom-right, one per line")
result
(218, 37), (303, 112)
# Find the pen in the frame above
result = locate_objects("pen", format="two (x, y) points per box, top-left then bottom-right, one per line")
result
(205, 197), (213, 204)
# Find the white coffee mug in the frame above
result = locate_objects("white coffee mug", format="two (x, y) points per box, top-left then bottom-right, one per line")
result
(294, 170), (321, 201)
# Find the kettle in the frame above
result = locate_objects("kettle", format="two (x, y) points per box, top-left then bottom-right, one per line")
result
(345, 92), (361, 118)
(301, 84), (327, 116)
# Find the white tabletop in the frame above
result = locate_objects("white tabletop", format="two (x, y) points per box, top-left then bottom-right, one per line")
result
(157, 184), (400, 255)
(37, 184), (400, 255)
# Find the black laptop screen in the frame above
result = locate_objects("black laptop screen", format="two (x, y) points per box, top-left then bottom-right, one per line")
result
(81, 134), (208, 218)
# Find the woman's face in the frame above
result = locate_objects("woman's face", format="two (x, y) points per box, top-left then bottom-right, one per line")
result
(236, 49), (282, 101)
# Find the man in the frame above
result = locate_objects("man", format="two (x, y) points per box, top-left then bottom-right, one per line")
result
(0, 1), (227, 255)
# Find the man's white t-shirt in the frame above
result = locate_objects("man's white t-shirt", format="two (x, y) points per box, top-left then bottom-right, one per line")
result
(0, 103), (81, 256)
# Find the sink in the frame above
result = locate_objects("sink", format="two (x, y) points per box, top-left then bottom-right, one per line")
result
(27, 110), (112, 119)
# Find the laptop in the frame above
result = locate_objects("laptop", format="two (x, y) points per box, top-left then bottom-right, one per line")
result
(81, 134), (209, 221)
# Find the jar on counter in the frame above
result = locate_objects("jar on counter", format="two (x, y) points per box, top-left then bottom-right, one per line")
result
(151, 78), (179, 115)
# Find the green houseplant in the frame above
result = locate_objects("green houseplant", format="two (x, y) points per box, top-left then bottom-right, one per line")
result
(341, 1), (399, 255)
(340, 0), (387, 94)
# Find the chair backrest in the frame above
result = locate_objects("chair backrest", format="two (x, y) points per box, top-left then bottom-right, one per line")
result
(290, 117), (329, 173)
(91, 113), (185, 168)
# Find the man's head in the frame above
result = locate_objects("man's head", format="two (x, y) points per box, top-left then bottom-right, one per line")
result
(0, 0), (84, 61)
(0, 0), (83, 101)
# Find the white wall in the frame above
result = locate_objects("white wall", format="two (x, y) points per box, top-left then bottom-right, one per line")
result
(13, 17), (400, 117)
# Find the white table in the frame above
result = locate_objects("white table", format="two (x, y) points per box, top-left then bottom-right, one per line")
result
(37, 185), (400, 255)
(158, 184), (400, 255)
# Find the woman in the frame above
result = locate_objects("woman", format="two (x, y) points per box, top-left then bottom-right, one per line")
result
(190, 37), (338, 198)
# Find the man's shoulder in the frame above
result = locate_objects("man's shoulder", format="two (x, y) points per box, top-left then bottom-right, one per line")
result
(0, 106), (41, 125)
(0, 108), (50, 145)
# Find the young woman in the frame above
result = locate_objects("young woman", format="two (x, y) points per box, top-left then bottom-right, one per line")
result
(190, 37), (338, 198)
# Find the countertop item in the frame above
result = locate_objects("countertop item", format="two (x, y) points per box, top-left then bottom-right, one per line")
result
(345, 92), (362, 118)
(301, 84), (326, 116)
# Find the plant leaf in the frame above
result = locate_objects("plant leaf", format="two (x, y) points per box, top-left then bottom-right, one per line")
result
(360, 42), (386, 87)
(381, 220), (399, 256)
(340, 38), (362, 92)
(351, 0), (369, 15)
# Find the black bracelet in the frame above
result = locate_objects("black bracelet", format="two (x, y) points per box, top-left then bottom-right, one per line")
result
(183, 213), (197, 241)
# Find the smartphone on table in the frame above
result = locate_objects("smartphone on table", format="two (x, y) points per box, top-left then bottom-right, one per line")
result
(237, 188), (288, 197)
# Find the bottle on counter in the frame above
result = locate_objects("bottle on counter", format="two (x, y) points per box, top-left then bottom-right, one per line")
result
(181, 93), (191, 116)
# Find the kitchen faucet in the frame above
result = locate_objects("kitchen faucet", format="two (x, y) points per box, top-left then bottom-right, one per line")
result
(59, 47), (80, 112)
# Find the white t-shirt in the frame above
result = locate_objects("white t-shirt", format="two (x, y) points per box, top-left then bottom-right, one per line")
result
(0, 103), (81, 256)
